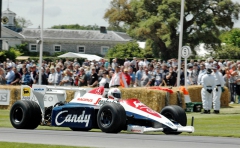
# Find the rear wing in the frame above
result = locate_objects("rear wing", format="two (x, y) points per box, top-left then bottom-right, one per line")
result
(21, 84), (87, 123)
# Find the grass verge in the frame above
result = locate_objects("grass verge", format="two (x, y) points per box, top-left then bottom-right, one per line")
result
(1, 104), (240, 137)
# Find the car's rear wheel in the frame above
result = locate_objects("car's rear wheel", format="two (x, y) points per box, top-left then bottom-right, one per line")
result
(10, 100), (41, 129)
(97, 103), (126, 133)
(160, 105), (187, 135)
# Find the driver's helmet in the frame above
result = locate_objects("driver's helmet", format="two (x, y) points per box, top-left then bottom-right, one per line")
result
(108, 88), (121, 101)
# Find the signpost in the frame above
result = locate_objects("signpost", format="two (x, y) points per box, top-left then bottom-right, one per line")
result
(176, 0), (185, 87)
(181, 46), (191, 87)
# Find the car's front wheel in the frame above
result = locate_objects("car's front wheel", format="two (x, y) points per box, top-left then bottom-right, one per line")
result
(160, 105), (187, 135)
(97, 103), (126, 133)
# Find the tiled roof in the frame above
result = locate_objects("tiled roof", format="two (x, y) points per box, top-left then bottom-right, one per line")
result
(20, 29), (132, 41)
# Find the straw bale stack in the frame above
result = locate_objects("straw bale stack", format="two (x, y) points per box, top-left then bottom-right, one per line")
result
(120, 87), (167, 112)
(0, 85), (21, 109)
(187, 86), (202, 102)
(66, 90), (75, 102)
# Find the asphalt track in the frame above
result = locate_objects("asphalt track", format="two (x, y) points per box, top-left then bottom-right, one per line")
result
(0, 128), (240, 148)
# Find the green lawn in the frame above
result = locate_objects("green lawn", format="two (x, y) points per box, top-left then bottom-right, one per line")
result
(1, 104), (240, 137)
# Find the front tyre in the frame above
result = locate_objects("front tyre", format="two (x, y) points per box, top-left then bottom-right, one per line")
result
(97, 103), (126, 133)
(160, 105), (187, 135)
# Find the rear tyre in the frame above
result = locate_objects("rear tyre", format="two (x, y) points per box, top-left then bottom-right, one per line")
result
(10, 100), (41, 129)
(26, 101), (42, 129)
(160, 105), (187, 135)
(10, 100), (32, 129)
(97, 103), (126, 133)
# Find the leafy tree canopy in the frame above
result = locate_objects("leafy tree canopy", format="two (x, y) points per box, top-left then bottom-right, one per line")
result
(106, 41), (144, 58)
(104, 0), (240, 60)
(51, 24), (100, 30)
(50, 24), (126, 32)
(219, 28), (240, 47)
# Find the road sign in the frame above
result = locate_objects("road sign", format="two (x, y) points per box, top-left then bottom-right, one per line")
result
(181, 46), (191, 58)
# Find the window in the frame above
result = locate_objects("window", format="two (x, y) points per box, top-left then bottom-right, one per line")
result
(101, 46), (109, 55)
(77, 46), (85, 53)
(30, 44), (37, 51)
(54, 45), (61, 52)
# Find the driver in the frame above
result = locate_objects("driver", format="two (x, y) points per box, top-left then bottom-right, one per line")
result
(108, 88), (121, 101)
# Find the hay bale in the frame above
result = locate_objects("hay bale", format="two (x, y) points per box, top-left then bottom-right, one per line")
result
(220, 87), (229, 107)
(66, 90), (75, 102)
(0, 85), (21, 109)
(187, 85), (202, 102)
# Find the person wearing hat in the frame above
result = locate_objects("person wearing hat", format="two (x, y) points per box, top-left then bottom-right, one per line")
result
(109, 66), (128, 88)
(201, 68), (216, 114)
(212, 65), (225, 114)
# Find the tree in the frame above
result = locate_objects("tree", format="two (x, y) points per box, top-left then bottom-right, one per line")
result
(104, 0), (240, 60)
(219, 28), (240, 47)
(15, 17), (33, 28)
(106, 41), (144, 58)
(51, 24), (100, 30)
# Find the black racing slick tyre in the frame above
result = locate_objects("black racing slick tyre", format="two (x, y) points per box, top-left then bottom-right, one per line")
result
(26, 101), (42, 129)
(160, 105), (187, 135)
(97, 103), (126, 133)
(10, 100), (41, 129)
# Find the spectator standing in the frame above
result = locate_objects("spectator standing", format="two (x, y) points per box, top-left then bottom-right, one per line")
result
(0, 67), (6, 84)
(37, 68), (48, 85)
(30, 65), (37, 85)
(60, 69), (73, 86)
(154, 66), (164, 86)
(128, 67), (135, 87)
(48, 68), (57, 85)
(212, 66), (225, 114)
(99, 71), (110, 88)
(164, 66), (177, 86)
(19, 68), (31, 85)
(111, 59), (118, 70)
(135, 66), (143, 87)
(197, 64), (206, 85)
(236, 64), (240, 103)
(140, 68), (151, 87)
(88, 67), (99, 87)
(78, 68), (88, 87)
(5, 66), (15, 85)
(229, 64), (237, 104)
(123, 68), (131, 86)
(109, 66), (128, 88)
(10, 67), (21, 85)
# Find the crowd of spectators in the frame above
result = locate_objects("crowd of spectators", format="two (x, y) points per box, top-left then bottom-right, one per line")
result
(0, 57), (240, 103)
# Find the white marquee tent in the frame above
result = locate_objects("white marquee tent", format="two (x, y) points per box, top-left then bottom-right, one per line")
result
(58, 52), (103, 61)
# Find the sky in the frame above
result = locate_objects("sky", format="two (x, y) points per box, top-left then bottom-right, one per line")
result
(2, 0), (240, 29)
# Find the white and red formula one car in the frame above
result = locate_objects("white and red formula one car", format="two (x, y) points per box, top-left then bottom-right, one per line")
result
(10, 85), (194, 134)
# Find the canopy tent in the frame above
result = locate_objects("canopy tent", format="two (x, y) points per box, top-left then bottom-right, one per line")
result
(16, 56), (30, 60)
(58, 52), (102, 61)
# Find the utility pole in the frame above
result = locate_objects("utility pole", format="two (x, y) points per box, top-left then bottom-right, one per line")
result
(0, 0), (2, 51)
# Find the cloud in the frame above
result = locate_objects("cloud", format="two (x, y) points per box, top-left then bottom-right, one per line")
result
(45, 6), (62, 17)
